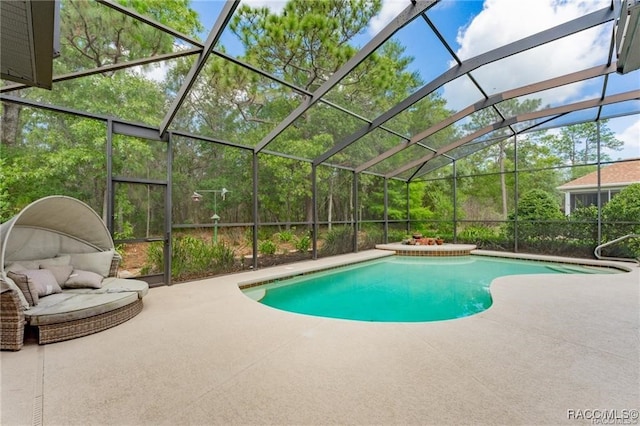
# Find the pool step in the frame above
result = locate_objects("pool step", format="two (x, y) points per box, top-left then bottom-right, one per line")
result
(545, 264), (613, 274)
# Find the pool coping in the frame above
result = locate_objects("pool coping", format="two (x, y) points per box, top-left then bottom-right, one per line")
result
(237, 250), (395, 289)
(237, 247), (635, 291)
(471, 249), (636, 272)
(375, 243), (477, 256)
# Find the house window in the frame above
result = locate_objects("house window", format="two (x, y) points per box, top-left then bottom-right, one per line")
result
(571, 193), (598, 210)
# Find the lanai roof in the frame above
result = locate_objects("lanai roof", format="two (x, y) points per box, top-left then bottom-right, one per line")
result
(1, 0), (639, 181)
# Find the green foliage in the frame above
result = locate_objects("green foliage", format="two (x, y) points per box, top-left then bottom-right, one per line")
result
(503, 188), (565, 242)
(258, 240), (277, 255)
(457, 225), (506, 250)
(388, 229), (409, 243)
(602, 183), (640, 256)
(567, 206), (598, 242)
(548, 121), (623, 165)
(248, 227), (276, 242)
(142, 236), (237, 281)
(294, 234), (311, 252)
(569, 205), (598, 222)
(321, 226), (354, 256)
(358, 227), (384, 250)
(458, 225), (498, 242)
(602, 183), (640, 226)
(230, 0), (382, 90)
(276, 229), (295, 243)
(514, 189), (564, 221)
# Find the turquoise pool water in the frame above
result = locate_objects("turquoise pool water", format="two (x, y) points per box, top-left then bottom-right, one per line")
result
(244, 256), (619, 322)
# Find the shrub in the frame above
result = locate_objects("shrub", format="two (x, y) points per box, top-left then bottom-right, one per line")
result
(321, 226), (354, 255)
(515, 189), (564, 221)
(141, 236), (237, 281)
(276, 229), (295, 243)
(602, 183), (640, 256)
(507, 189), (564, 241)
(567, 206), (598, 242)
(388, 229), (408, 243)
(246, 227), (274, 243)
(295, 234), (311, 252)
(457, 225), (506, 249)
(458, 225), (497, 243)
(258, 239), (277, 255)
(358, 227), (383, 250)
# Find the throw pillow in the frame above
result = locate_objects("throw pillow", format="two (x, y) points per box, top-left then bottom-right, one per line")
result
(64, 250), (114, 277)
(64, 270), (104, 289)
(40, 264), (73, 286)
(7, 271), (40, 306)
(20, 269), (62, 297)
(2, 274), (30, 310)
(8, 255), (71, 271)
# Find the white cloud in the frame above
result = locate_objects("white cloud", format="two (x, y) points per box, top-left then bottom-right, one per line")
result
(368, 0), (409, 36)
(609, 117), (640, 160)
(443, 0), (611, 112)
(240, 0), (286, 14)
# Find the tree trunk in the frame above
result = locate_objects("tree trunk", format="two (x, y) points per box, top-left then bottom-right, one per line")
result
(1, 101), (22, 147)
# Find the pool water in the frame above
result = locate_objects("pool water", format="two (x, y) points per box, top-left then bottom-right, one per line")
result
(243, 256), (619, 322)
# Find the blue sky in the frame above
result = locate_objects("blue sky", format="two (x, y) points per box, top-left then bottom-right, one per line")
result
(187, 0), (639, 160)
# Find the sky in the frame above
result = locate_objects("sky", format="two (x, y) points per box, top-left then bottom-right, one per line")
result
(188, 0), (639, 160)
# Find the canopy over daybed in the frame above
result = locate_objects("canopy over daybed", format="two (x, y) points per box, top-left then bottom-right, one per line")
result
(0, 195), (114, 273)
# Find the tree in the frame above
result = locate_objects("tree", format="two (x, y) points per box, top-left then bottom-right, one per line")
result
(546, 121), (623, 168)
(230, 0), (381, 91)
(508, 188), (564, 241)
(602, 183), (640, 236)
(1, 0), (202, 222)
(188, 0), (439, 227)
(460, 98), (543, 220)
(515, 189), (564, 220)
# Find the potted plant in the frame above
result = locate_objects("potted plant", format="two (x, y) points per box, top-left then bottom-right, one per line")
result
(435, 236), (444, 245)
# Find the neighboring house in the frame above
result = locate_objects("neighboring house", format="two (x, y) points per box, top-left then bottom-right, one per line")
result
(557, 159), (640, 215)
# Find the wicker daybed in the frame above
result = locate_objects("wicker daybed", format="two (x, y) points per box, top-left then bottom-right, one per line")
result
(1, 196), (148, 350)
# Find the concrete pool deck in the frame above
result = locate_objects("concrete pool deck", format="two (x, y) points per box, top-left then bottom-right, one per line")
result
(2, 250), (638, 425)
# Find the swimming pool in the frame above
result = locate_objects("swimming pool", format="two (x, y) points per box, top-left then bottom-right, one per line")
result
(242, 256), (619, 322)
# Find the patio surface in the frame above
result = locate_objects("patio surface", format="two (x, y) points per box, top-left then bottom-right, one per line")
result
(2, 250), (639, 425)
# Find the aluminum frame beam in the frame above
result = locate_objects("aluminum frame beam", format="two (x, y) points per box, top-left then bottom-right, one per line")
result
(0, 94), (110, 121)
(253, 0), (439, 153)
(386, 90), (640, 178)
(96, 0), (204, 48)
(519, 109), (640, 136)
(159, 0), (239, 136)
(315, 6), (617, 167)
(0, 49), (201, 93)
(212, 49), (415, 147)
(355, 62), (617, 173)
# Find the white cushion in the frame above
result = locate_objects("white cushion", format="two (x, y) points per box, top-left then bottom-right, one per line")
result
(40, 264), (74, 286)
(64, 270), (104, 289)
(64, 250), (114, 277)
(6, 255), (71, 271)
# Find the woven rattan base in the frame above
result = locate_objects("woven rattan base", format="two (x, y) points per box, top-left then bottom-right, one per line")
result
(1, 289), (26, 351)
(36, 298), (143, 344)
